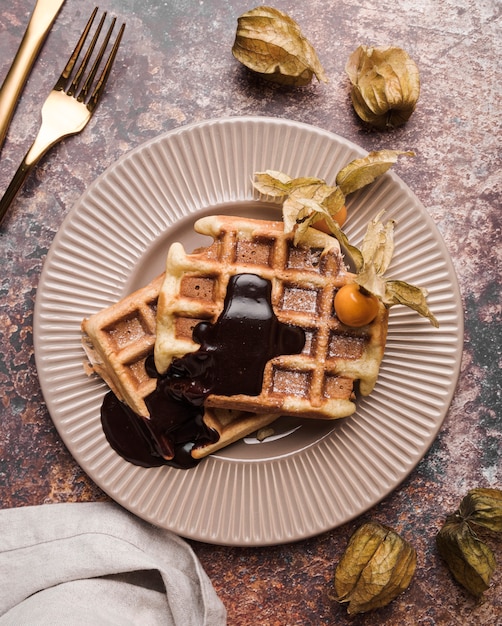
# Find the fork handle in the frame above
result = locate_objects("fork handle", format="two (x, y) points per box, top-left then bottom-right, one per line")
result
(0, 157), (35, 226)
(0, 0), (66, 154)
(0, 137), (51, 227)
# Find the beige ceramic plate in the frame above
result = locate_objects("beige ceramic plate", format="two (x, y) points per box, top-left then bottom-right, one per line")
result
(34, 117), (463, 546)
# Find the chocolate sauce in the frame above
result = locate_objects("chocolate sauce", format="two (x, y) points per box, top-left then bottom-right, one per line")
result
(101, 273), (305, 469)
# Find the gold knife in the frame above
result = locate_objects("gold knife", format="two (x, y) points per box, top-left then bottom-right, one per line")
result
(0, 0), (66, 154)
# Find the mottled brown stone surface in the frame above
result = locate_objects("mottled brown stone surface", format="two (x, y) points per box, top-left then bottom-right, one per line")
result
(0, 1), (500, 624)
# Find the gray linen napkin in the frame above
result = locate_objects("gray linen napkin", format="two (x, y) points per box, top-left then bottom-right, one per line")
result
(0, 502), (226, 625)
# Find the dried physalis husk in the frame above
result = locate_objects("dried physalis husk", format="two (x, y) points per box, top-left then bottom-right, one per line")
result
(232, 6), (327, 86)
(436, 515), (496, 597)
(458, 488), (502, 533)
(346, 45), (420, 129)
(335, 149), (415, 196)
(334, 521), (417, 615)
(253, 150), (439, 328)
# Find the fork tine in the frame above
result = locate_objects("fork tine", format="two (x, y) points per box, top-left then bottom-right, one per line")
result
(77, 17), (116, 103)
(53, 7), (98, 92)
(67, 12), (108, 98)
(86, 22), (125, 111)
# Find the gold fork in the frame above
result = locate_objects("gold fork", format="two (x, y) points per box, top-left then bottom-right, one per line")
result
(0, 8), (125, 227)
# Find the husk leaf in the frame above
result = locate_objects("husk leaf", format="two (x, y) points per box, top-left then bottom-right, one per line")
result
(252, 170), (295, 196)
(253, 170), (327, 197)
(459, 488), (502, 533)
(359, 210), (395, 275)
(384, 280), (439, 327)
(334, 521), (388, 600)
(354, 263), (387, 299)
(336, 150), (415, 196)
(370, 542), (416, 608)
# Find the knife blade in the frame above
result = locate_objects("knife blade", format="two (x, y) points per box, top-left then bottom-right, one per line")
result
(0, 0), (66, 154)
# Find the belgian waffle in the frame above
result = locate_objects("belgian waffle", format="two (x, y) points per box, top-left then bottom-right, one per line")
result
(155, 215), (389, 420)
(81, 273), (281, 459)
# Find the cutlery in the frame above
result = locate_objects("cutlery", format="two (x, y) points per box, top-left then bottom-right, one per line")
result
(0, 0), (66, 154)
(0, 8), (125, 227)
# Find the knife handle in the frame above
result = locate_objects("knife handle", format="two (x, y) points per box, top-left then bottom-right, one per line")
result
(0, 0), (65, 154)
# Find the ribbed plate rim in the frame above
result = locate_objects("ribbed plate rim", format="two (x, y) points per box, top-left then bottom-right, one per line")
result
(33, 116), (463, 546)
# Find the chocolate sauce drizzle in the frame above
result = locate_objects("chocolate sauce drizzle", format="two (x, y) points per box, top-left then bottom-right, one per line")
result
(101, 273), (305, 469)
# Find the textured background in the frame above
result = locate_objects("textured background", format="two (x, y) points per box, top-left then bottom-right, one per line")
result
(1, 0), (500, 624)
